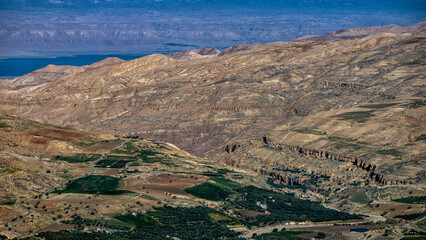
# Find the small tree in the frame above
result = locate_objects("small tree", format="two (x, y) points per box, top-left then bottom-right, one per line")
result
(317, 232), (326, 239)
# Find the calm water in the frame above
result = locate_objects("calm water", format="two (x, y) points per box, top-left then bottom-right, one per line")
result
(350, 228), (369, 233)
(0, 52), (175, 78)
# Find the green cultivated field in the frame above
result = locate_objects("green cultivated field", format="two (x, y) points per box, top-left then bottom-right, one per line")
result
(359, 103), (399, 109)
(292, 128), (325, 135)
(376, 148), (403, 157)
(185, 182), (233, 201)
(210, 177), (242, 189)
(393, 196), (426, 204)
(57, 175), (128, 195)
(110, 142), (139, 155)
(333, 111), (375, 123)
(95, 155), (138, 168)
(54, 154), (101, 163)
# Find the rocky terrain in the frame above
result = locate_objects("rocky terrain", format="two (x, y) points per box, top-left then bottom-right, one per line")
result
(0, 23), (425, 239)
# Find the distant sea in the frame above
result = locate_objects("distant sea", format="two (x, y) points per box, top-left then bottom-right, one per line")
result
(0, 52), (176, 78)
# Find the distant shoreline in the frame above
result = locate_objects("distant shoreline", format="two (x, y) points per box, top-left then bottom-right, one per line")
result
(0, 51), (180, 78)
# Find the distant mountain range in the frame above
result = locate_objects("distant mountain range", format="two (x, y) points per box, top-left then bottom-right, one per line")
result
(0, 0), (424, 57)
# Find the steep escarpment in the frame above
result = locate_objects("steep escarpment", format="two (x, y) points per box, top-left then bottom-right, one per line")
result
(1, 29), (425, 196)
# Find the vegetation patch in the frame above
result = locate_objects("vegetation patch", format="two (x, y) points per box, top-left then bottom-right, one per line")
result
(0, 122), (10, 128)
(2, 167), (21, 174)
(210, 177), (242, 189)
(95, 155), (138, 168)
(415, 134), (426, 141)
(208, 213), (234, 224)
(393, 196), (426, 204)
(138, 194), (157, 201)
(270, 230), (313, 236)
(359, 103), (399, 109)
(114, 213), (159, 227)
(137, 149), (160, 161)
(417, 219), (426, 231)
(37, 206), (238, 240)
(217, 168), (236, 174)
(234, 186), (360, 225)
(333, 141), (361, 149)
(404, 99), (426, 109)
(54, 154), (101, 163)
(350, 191), (369, 204)
(62, 215), (132, 230)
(394, 212), (426, 220)
(333, 110), (375, 123)
(291, 128), (325, 135)
(232, 175), (244, 179)
(327, 136), (357, 142)
(185, 182), (233, 201)
(306, 175), (330, 187)
(105, 155), (138, 161)
(376, 149), (403, 157)
(96, 159), (131, 168)
(57, 175), (128, 195)
(201, 171), (225, 177)
(0, 199), (16, 205)
(110, 142), (138, 155)
(128, 162), (141, 167)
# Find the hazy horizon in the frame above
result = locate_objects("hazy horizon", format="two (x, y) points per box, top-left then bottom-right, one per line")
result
(0, 0), (425, 57)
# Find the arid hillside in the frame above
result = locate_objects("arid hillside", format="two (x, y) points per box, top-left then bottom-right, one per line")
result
(0, 27), (425, 197)
(0, 23), (426, 238)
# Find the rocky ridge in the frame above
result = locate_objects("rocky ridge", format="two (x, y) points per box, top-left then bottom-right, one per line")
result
(1, 57), (124, 91)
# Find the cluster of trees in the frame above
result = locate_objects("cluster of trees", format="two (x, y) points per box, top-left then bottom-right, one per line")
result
(37, 206), (240, 240)
(62, 215), (131, 230)
(184, 182), (233, 201)
(56, 175), (128, 195)
(235, 186), (361, 225)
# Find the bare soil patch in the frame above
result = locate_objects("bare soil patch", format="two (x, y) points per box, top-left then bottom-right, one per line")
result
(38, 223), (73, 233)
(0, 206), (21, 222)
(146, 173), (206, 188)
(31, 128), (87, 142)
(287, 224), (371, 239)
